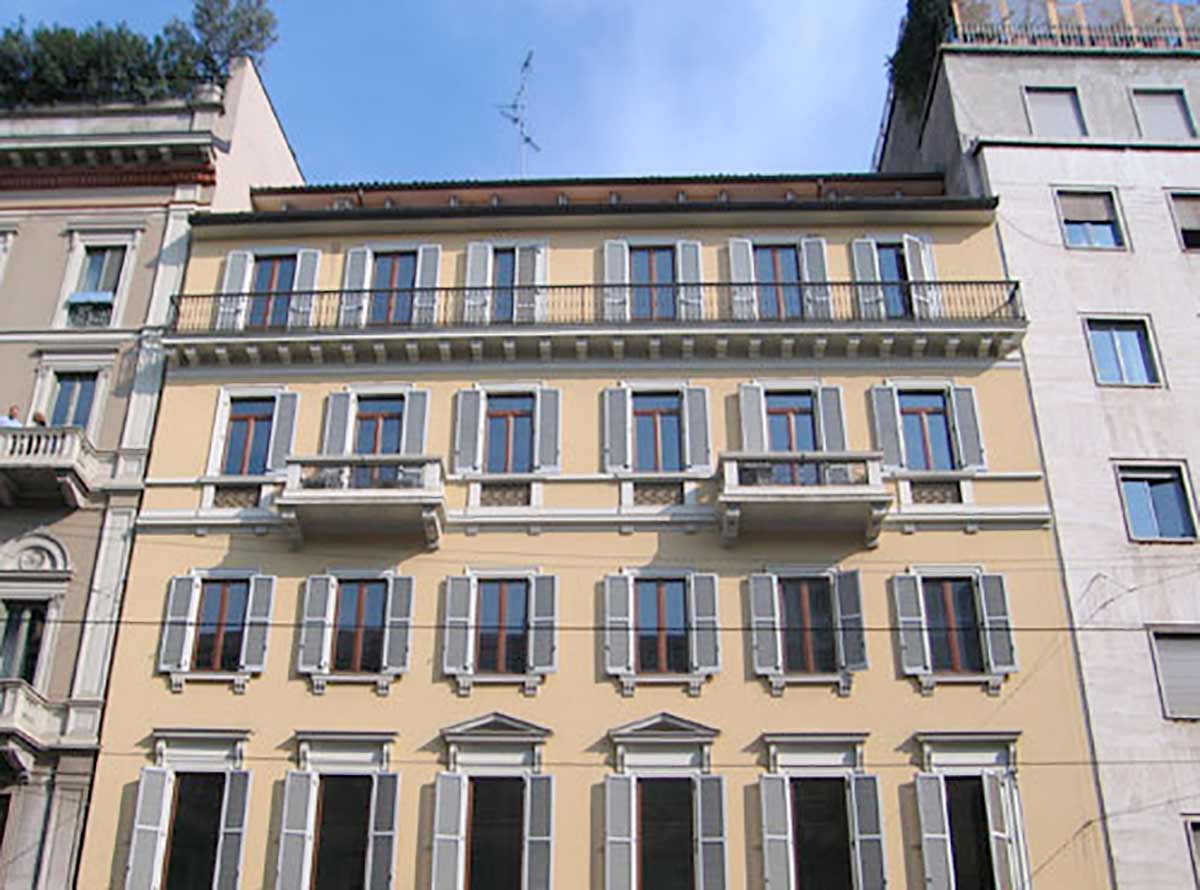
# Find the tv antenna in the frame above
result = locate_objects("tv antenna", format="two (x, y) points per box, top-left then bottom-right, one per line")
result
(497, 50), (541, 177)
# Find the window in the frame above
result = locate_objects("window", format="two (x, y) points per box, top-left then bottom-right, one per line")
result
(333, 580), (386, 673)
(1133, 88), (1196, 139)
(368, 251), (417, 325)
(1152, 633), (1200, 718)
(636, 578), (689, 674)
(766, 392), (819, 484)
(50, 372), (97, 428)
(1025, 87), (1087, 137)
(477, 579), (529, 674)
(639, 779), (695, 890)
(876, 242), (913, 319)
(791, 778), (854, 890)
(1119, 466), (1197, 540)
(247, 254), (297, 329)
(492, 247), (517, 323)
(161, 773), (225, 890)
(754, 244), (802, 319)
(922, 577), (986, 673)
(871, 384), (984, 473)
(633, 393), (683, 472)
(353, 395), (405, 487)
(1058, 191), (1125, 248)
(192, 579), (249, 673)
(1189, 820), (1200, 880)
(0, 601), (46, 684)
(944, 777), (998, 890)
(1086, 319), (1159, 385)
(779, 577), (837, 674)
(486, 395), (535, 474)
(454, 387), (559, 476)
(222, 398), (275, 475)
(467, 778), (524, 890)
(1171, 193), (1200, 250)
(899, 393), (955, 471)
(630, 246), (676, 320)
(66, 245), (124, 328)
(850, 235), (937, 321)
(312, 776), (372, 890)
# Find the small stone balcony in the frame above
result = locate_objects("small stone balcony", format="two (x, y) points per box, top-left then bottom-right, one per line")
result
(0, 427), (114, 507)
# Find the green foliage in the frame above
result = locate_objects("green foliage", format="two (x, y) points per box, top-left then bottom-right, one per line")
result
(0, 0), (277, 108)
(887, 0), (954, 120)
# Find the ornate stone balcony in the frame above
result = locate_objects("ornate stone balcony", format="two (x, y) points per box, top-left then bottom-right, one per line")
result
(0, 427), (114, 507)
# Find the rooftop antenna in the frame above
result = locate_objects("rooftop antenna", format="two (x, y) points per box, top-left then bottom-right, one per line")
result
(497, 50), (541, 177)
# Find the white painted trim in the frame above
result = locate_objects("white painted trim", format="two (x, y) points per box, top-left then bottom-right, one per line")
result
(0, 231), (13, 290)
(53, 228), (142, 330)
(31, 356), (113, 442)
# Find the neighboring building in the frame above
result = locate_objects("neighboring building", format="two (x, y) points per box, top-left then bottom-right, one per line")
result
(0, 59), (300, 889)
(75, 173), (1109, 890)
(877, 1), (1200, 887)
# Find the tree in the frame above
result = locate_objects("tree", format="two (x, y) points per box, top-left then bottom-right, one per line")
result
(175, 0), (278, 84)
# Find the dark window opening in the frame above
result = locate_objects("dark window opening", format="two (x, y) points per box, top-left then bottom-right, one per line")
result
(492, 248), (517, 323)
(876, 243), (912, 318)
(780, 578), (837, 674)
(353, 396), (405, 487)
(192, 580), (249, 672)
(0, 601), (47, 684)
(754, 245), (802, 319)
(639, 779), (694, 890)
(333, 580), (387, 673)
(222, 398), (275, 476)
(486, 395), (535, 474)
(467, 778), (524, 890)
(477, 579), (528, 674)
(370, 252), (417, 325)
(945, 777), (996, 890)
(791, 778), (853, 890)
(636, 578), (688, 674)
(922, 578), (984, 673)
(162, 773), (224, 890)
(900, 393), (955, 471)
(633, 393), (683, 473)
(51, 372), (97, 429)
(1173, 194), (1200, 249)
(68, 245), (124, 327)
(630, 246), (676, 320)
(313, 775), (372, 890)
(247, 255), (297, 329)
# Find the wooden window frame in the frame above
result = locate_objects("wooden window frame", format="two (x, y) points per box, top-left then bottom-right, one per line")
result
(753, 244), (802, 319)
(922, 577), (983, 674)
(222, 397), (276, 476)
(778, 577), (836, 674)
(332, 579), (387, 674)
(474, 579), (529, 675)
(629, 245), (677, 321)
(635, 578), (689, 675)
(247, 254), (297, 330)
(899, 392), (954, 471)
(485, 395), (535, 474)
(369, 251), (418, 326)
(632, 393), (683, 473)
(191, 579), (249, 673)
(765, 392), (818, 484)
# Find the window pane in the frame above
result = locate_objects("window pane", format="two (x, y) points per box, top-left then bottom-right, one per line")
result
(926, 412), (954, 471)
(1064, 221), (1090, 247)
(246, 414), (272, 474)
(1122, 478), (1158, 538)
(222, 420), (250, 475)
(18, 606), (44, 684)
(511, 414), (534, 473)
(659, 413), (682, 472)
(162, 773), (224, 890)
(504, 581), (528, 673)
(80, 250), (105, 292)
(945, 777), (996, 890)
(333, 585), (361, 672)
(949, 579), (984, 672)
(767, 414), (793, 452)
(780, 579), (836, 673)
(1113, 325), (1157, 384)
(98, 247), (125, 292)
(902, 414), (929, 470)
(635, 414), (658, 472)
(1134, 89), (1196, 139)
(640, 780), (694, 890)
(360, 581), (387, 672)
(478, 581), (502, 672)
(468, 779), (524, 890)
(922, 580), (954, 672)
(486, 415), (509, 473)
(636, 580), (660, 672)
(313, 776), (371, 890)
(219, 583), (248, 671)
(792, 779), (854, 890)
(1150, 477), (1196, 538)
(1088, 326), (1122, 383)
(663, 580), (688, 673)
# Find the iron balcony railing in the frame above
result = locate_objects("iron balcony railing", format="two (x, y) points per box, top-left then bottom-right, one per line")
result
(168, 281), (1023, 335)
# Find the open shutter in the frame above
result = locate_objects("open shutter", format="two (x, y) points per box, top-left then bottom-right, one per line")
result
(979, 574), (1017, 675)
(835, 570), (867, 672)
(602, 387), (631, 473)
(684, 386), (712, 472)
(529, 574), (557, 674)
(749, 574), (782, 677)
(525, 774), (554, 890)
(298, 575), (336, 674)
(268, 392), (298, 473)
(464, 241), (492, 324)
(514, 245), (545, 323)
(984, 772), (1015, 890)
(604, 574), (634, 677)
(801, 237), (832, 319)
(402, 390), (429, 457)
(677, 239), (703, 320)
(239, 575), (274, 673)
(759, 775), (793, 890)
(851, 239), (885, 320)
(694, 775), (727, 890)
(289, 248), (320, 327)
(431, 772), (468, 890)
(603, 240), (631, 322)
(604, 775), (636, 890)
(729, 238), (757, 320)
(903, 234), (937, 319)
(892, 574), (930, 676)
(216, 250), (252, 331)
(689, 573), (721, 676)
(213, 771), (250, 890)
(383, 575), (414, 675)
(321, 392), (353, 456)
(453, 389), (484, 474)
(443, 576), (474, 676)
(738, 383), (767, 452)
(950, 386), (985, 470)
(916, 773), (955, 890)
(276, 771), (318, 890)
(869, 386), (903, 468)
(413, 243), (442, 326)
(124, 767), (173, 890)
(159, 576), (198, 673)
(367, 773), (400, 890)
(535, 387), (561, 473)
(818, 386), (846, 452)
(340, 247), (371, 328)
(849, 775), (886, 890)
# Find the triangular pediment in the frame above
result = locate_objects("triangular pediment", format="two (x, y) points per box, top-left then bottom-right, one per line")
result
(608, 712), (719, 742)
(440, 711), (552, 741)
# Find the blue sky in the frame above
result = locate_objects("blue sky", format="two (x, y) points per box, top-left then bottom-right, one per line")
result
(10, 0), (909, 184)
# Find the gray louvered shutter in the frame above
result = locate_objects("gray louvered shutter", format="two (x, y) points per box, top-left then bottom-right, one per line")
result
(514, 245), (542, 323)
(892, 574), (930, 675)
(759, 775), (793, 890)
(979, 574), (1017, 675)
(238, 575), (273, 673)
(729, 238), (756, 320)
(689, 573), (720, 675)
(835, 570), (867, 673)
(951, 386), (985, 469)
(852, 239), (885, 320)
(685, 387), (712, 472)
(916, 773), (954, 890)
(1155, 635), (1200, 716)
(159, 575), (198, 673)
(525, 774), (553, 890)
(443, 576), (474, 676)
(604, 574), (634, 676)
(367, 773), (399, 890)
(694, 775), (726, 890)
(529, 575), (557, 674)
(983, 772), (1015, 890)
(464, 241), (492, 324)
(536, 387), (561, 473)
(602, 387), (631, 473)
(677, 239), (703, 320)
(124, 767), (173, 890)
(801, 237), (832, 319)
(413, 244), (441, 326)
(739, 383), (766, 452)
(603, 240), (631, 322)
(289, 248), (320, 327)
(298, 576), (336, 674)
(322, 392), (353, 456)
(277, 771), (318, 890)
(818, 386), (846, 452)
(869, 386), (903, 468)
(383, 575), (414, 675)
(454, 389), (484, 474)
(750, 574), (782, 677)
(402, 390), (428, 457)
(213, 771), (250, 890)
(432, 772), (467, 890)
(217, 250), (252, 331)
(268, 392), (298, 472)
(605, 775), (636, 890)
(849, 775), (886, 890)
(340, 247), (371, 328)
(904, 234), (936, 319)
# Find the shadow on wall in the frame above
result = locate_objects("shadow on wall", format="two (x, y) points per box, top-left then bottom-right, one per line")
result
(104, 779), (140, 889)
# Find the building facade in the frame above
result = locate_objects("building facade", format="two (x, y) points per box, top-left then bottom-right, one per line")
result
(877, 1), (1200, 887)
(0, 59), (300, 888)
(75, 174), (1109, 889)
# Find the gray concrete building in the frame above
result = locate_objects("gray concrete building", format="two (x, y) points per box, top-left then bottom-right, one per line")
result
(878, 1), (1200, 887)
(0, 58), (300, 888)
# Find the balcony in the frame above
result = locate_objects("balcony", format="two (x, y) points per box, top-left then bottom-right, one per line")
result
(276, 454), (444, 548)
(166, 281), (1024, 365)
(718, 451), (892, 546)
(946, 0), (1200, 50)
(0, 427), (113, 507)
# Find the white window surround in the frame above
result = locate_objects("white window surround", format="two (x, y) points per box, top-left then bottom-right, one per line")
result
(294, 730), (395, 773)
(1112, 459), (1200, 544)
(1052, 185), (1130, 251)
(152, 727), (250, 771)
(440, 712), (550, 774)
(0, 229), (14, 289)
(739, 378), (847, 453)
(609, 380), (712, 481)
(1080, 314), (1165, 389)
(201, 385), (296, 511)
(453, 381), (559, 483)
(878, 377), (986, 498)
(0, 580), (65, 697)
(325, 382), (426, 455)
(54, 227), (141, 330)
(30, 355), (113, 442)
(1129, 85), (1198, 139)
(607, 712), (719, 774)
(762, 732), (868, 774)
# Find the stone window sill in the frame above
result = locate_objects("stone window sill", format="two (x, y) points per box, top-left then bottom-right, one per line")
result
(167, 671), (255, 694)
